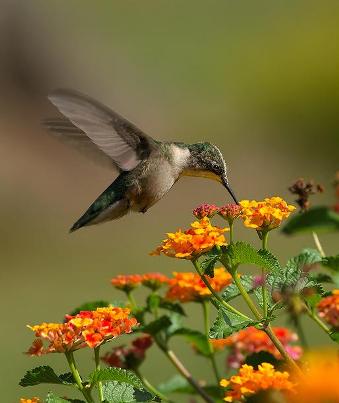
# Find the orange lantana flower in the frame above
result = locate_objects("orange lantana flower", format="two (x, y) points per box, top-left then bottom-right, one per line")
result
(166, 267), (232, 302)
(240, 197), (295, 231)
(141, 272), (170, 290)
(212, 326), (302, 368)
(27, 307), (138, 354)
(317, 290), (339, 328)
(111, 274), (143, 292)
(151, 217), (228, 259)
(20, 399), (40, 403)
(220, 363), (294, 402)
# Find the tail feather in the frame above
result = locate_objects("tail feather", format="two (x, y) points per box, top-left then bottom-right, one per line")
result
(69, 174), (130, 232)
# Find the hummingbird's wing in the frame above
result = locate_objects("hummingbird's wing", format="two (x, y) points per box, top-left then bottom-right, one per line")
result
(43, 118), (117, 170)
(46, 89), (158, 172)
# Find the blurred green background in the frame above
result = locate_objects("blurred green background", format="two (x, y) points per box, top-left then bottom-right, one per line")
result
(1, 0), (338, 401)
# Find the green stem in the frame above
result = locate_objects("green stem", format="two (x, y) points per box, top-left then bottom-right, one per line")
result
(229, 267), (303, 375)
(312, 231), (326, 257)
(126, 291), (137, 310)
(261, 231), (269, 318)
(94, 346), (104, 402)
(229, 221), (234, 244)
(231, 269), (262, 320)
(202, 300), (221, 385)
(192, 259), (251, 321)
(134, 369), (174, 403)
(264, 326), (303, 376)
(65, 351), (94, 403)
(157, 344), (214, 403)
(305, 305), (331, 335)
(292, 315), (308, 349)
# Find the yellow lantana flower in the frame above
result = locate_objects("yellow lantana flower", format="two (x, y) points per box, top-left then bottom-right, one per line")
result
(240, 196), (295, 231)
(151, 217), (228, 259)
(220, 363), (294, 402)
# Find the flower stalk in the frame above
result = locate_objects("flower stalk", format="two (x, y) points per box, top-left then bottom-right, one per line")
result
(65, 351), (94, 403)
(94, 346), (104, 402)
(202, 300), (221, 385)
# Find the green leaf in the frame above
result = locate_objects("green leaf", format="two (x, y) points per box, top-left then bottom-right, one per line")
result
(209, 308), (254, 339)
(157, 375), (192, 394)
(170, 328), (211, 356)
(322, 255), (339, 272)
(67, 300), (110, 316)
(141, 315), (172, 335)
(45, 392), (70, 403)
(90, 368), (144, 389)
(282, 206), (339, 235)
(267, 248), (322, 294)
(223, 242), (280, 272)
(157, 375), (221, 398)
(19, 366), (73, 387)
(158, 299), (186, 316)
(102, 381), (159, 403)
(329, 331), (339, 343)
(200, 246), (221, 277)
(222, 275), (254, 301)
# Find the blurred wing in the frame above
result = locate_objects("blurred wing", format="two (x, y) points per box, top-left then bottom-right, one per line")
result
(47, 89), (157, 171)
(43, 118), (117, 170)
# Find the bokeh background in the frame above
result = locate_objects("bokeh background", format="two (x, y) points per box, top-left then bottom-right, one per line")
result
(1, 1), (338, 401)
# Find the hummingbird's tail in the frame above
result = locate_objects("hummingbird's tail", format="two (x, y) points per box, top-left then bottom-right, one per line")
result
(69, 176), (130, 232)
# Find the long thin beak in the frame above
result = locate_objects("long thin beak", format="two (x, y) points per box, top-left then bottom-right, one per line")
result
(222, 177), (239, 204)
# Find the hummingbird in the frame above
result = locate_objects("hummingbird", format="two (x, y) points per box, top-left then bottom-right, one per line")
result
(44, 89), (238, 232)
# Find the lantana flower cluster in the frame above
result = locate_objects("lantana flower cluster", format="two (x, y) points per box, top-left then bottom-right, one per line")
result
(239, 197), (295, 231)
(111, 273), (170, 292)
(220, 363), (294, 402)
(150, 217), (227, 259)
(317, 290), (339, 329)
(211, 326), (302, 368)
(166, 268), (232, 302)
(27, 307), (138, 354)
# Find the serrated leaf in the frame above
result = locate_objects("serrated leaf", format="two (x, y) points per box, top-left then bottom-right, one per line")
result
(141, 315), (172, 335)
(102, 381), (159, 403)
(222, 275), (254, 301)
(170, 328), (211, 356)
(200, 246), (221, 277)
(58, 373), (75, 385)
(309, 272), (334, 284)
(267, 248), (322, 294)
(90, 368), (144, 389)
(282, 206), (339, 235)
(19, 366), (73, 387)
(224, 242), (280, 272)
(45, 392), (70, 403)
(67, 300), (110, 316)
(322, 255), (339, 272)
(209, 308), (254, 339)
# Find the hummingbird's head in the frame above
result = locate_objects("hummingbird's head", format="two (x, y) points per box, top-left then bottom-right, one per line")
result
(186, 142), (238, 204)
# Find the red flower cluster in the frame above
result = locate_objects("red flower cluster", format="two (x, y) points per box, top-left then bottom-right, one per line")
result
(101, 335), (153, 370)
(211, 326), (302, 368)
(26, 307), (138, 355)
(141, 272), (170, 290)
(218, 204), (243, 223)
(193, 203), (219, 219)
(317, 290), (339, 328)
